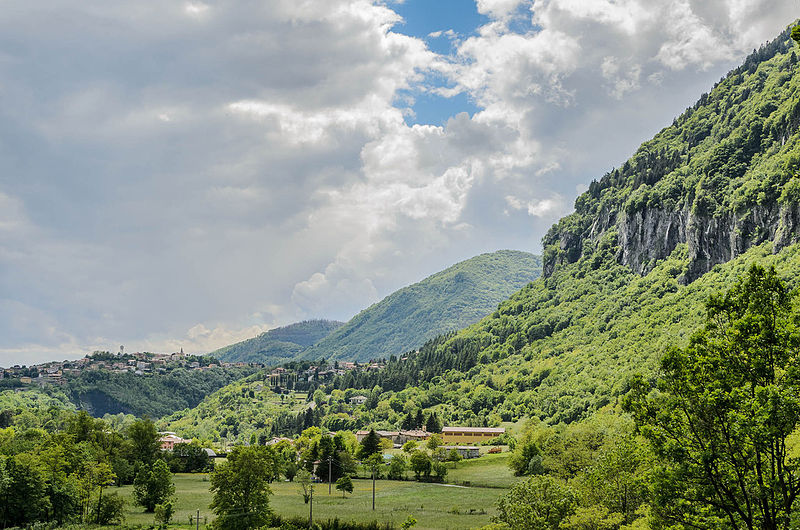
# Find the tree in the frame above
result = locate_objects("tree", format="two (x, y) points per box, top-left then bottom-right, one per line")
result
(402, 440), (418, 453)
(792, 24), (800, 45)
(95, 492), (126, 525)
(133, 460), (174, 512)
(127, 417), (161, 467)
(0, 453), (48, 527)
(409, 450), (431, 481)
(625, 265), (800, 530)
(426, 433), (442, 451)
(509, 431), (544, 476)
(432, 459), (448, 481)
(388, 453), (408, 480)
(167, 443), (211, 473)
(335, 475), (354, 497)
(364, 453), (384, 479)
(154, 500), (174, 528)
(209, 446), (277, 530)
(425, 412), (442, 433)
(575, 434), (651, 526)
(414, 409), (424, 429)
(359, 429), (381, 459)
(446, 448), (463, 468)
(296, 469), (312, 504)
(494, 475), (576, 530)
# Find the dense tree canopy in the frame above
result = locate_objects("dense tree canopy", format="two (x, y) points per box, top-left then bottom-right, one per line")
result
(209, 445), (278, 530)
(626, 264), (800, 529)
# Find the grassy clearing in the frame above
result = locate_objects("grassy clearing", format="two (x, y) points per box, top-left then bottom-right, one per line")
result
(113, 473), (503, 529)
(446, 452), (522, 489)
(271, 478), (501, 530)
(116, 473), (214, 527)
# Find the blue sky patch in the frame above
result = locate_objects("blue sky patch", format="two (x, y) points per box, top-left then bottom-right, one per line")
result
(391, 0), (487, 125)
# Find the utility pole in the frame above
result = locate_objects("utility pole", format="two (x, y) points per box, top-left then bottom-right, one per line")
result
(372, 469), (376, 511)
(328, 457), (332, 495)
(196, 509), (199, 530)
(309, 482), (313, 527)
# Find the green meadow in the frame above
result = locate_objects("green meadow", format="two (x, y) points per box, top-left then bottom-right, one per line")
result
(115, 472), (505, 529)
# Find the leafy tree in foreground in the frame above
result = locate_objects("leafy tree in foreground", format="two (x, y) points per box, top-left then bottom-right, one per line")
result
(209, 445), (277, 530)
(133, 460), (174, 512)
(127, 417), (161, 467)
(625, 264), (800, 530)
(493, 474), (576, 530)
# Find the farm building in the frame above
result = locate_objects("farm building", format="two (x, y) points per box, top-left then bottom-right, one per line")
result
(441, 426), (505, 444)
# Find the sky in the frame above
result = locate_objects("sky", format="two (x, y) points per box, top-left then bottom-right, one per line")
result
(0, 0), (796, 366)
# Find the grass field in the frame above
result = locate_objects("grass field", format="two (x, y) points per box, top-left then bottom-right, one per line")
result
(117, 474), (214, 527)
(271, 478), (501, 529)
(446, 452), (522, 489)
(115, 472), (505, 529)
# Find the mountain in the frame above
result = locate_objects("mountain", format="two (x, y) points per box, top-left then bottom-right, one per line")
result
(543, 27), (800, 283)
(163, 28), (800, 442)
(212, 319), (345, 364)
(301, 250), (542, 362)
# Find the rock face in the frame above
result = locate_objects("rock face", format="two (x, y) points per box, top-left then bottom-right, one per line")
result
(544, 202), (800, 283)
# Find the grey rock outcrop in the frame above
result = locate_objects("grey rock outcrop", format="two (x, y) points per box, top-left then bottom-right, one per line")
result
(544, 201), (800, 283)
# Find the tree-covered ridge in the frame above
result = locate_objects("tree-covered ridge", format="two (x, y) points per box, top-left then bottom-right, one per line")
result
(544, 26), (800, 281)
(162, 243), (800, 443)
(332, 243), (800, 425)
(63, 365), (257, 418)
(212, 319), (345, 364)
(303, 250), (542, 362)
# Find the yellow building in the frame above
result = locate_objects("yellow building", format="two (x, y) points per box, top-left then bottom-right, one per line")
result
(441, 426), (505, 444)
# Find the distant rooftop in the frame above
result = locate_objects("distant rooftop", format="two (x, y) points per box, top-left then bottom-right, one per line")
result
(442, 427), (505, 433)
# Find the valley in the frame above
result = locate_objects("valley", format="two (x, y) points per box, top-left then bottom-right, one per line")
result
(3, 18), (800, 530)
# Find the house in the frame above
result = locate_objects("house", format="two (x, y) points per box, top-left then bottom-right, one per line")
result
(19, 376), (32, 384)
(442, 446), (481, 459)
(396, 430), (430, 444)
(441, 426), (505, 444)
(158, 432), (191, 450)
(355, 430), (399, 443)
(203, 448), (217, 458)
(349, 395), (368, 405)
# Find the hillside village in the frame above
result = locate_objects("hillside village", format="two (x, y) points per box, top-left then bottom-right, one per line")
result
(0, 349), (258, 386)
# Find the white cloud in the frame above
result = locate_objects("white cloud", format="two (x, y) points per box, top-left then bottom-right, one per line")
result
(505, 194), (567, 218)
(0, 0), (796, 365)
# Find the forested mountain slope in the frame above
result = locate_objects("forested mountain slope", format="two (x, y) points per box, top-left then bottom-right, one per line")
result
(212, 319), (344, 364)
(63, 365), (256, 418)
(162, 244), (800, 444)
(545, 27), (800, 282)
(163, 29), (800, 442)
(302, 250), (542, 362)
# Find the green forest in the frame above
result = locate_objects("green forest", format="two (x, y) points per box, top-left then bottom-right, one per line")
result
(299, 250), (542, 363)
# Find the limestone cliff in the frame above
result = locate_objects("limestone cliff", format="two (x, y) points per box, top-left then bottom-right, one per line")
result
(542, 27), (800, 282)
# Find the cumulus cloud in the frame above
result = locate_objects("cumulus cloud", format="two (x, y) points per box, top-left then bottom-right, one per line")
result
(0, 0), (796, 365)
